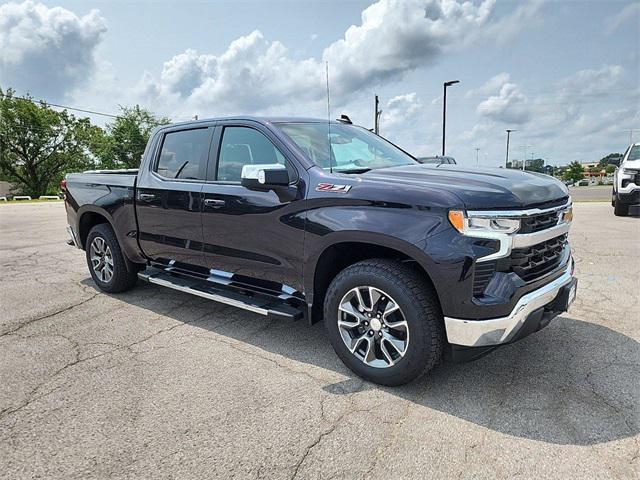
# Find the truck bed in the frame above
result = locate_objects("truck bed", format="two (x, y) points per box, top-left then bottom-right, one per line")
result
(64, 170), (139, 260)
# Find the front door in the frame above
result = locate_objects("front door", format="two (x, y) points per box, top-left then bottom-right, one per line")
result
(201, 124), (306, 294)
(136, 126), (213, 270)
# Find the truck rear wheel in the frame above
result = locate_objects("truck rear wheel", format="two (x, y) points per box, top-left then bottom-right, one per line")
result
(323, 259), (444, 386)
(85, 223), (138, 293)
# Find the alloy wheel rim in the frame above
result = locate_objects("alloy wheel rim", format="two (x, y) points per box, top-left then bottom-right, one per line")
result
(337, 286), (409, 368)
(90, 236), (114, 283)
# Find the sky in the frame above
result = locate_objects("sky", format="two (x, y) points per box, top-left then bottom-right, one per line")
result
(0, 0), (638, 167)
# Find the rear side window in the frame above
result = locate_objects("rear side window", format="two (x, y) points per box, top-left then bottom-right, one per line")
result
(155, 128), (211, 180)
(217, 127), (290, 182)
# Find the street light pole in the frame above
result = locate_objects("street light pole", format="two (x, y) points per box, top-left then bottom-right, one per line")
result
(505, 129), (516, 168)
(475, 147), (480, 166)
(442, 80), (460, 156)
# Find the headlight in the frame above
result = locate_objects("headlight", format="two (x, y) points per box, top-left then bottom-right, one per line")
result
(561, 206), (573, 223)
(622, 168), (638, 177)
(448, 210), (520, 235)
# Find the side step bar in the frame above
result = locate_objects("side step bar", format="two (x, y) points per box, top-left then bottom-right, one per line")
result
(138, 268), (304, 321)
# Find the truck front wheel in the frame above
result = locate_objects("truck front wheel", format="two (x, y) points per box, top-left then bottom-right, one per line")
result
(614, 195), (629, 216)
(85, 223), (139, 293)
(324, 259), (444, 386)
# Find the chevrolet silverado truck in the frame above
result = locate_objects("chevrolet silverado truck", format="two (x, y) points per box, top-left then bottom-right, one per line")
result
(612, 143), (640, 216)
(63, 117), (577, 386)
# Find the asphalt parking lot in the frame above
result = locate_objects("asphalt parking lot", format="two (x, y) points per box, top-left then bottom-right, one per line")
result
(568, 185), (612, 202)
(1, 202), (638, 479)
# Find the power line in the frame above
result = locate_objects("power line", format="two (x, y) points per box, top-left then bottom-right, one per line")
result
(5, 94), (121, 119)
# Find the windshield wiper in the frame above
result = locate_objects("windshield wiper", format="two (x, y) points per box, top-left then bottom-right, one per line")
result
(336, 168), (372, 174)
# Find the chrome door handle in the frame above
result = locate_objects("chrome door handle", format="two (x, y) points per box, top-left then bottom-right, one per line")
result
(138, 193), (156, 201)
(203, 199), (225, 208)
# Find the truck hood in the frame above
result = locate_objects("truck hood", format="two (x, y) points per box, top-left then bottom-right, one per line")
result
(622, 159), (640, 170)
(360, 164), (569, 210)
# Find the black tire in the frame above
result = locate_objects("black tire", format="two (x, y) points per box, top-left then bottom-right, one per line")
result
(614, 196), (629, 216)
(324, 259), (444, 386)
(85, 223), (139, 293)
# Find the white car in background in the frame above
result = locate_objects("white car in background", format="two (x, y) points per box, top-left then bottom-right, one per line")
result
(612, 143), (640, 216)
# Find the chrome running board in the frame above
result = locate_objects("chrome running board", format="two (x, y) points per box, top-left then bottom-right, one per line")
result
(138, 267), (303, 320)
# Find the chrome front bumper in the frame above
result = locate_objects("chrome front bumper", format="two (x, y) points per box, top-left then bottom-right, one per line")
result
(444, 264), (575, 347)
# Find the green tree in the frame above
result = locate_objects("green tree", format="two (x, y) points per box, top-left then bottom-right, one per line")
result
(562, 161), (585, 184)
(0, 89), (96, 197)
(94, 105), (170, 169)
(605, 164), (616, 174)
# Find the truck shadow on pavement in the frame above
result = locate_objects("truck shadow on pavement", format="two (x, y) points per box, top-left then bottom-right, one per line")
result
(91, 280), (639, 447)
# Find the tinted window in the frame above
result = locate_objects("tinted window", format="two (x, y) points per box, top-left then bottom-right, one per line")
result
(156, 128), (211, 180)
(217, 127), (288, 182)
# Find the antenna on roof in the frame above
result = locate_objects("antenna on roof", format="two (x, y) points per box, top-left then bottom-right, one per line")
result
(326, 61), (333, 174)
(337, 114), (352, 124)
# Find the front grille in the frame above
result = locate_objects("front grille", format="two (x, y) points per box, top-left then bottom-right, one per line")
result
(510, 234), (568, 282)
(519, 211), (560, 234)
(473, 261), (496, 296)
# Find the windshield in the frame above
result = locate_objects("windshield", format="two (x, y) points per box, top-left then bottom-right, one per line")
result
(628, 145), (640, 162)
(276, 122), (417, 172)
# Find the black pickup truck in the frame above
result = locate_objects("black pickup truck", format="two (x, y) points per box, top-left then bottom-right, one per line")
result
(64, 116), (577, 385)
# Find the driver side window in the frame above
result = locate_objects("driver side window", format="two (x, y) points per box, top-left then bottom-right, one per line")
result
(217, 127), (289, 182)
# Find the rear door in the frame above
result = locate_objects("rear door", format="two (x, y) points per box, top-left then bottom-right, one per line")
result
(200, 122), (307, 293)
(136, 125), (214, 270)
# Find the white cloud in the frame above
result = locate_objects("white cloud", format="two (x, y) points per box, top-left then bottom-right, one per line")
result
(381, 93), (422, 129)
(557, 64), (624, 97)
(605, 2), (640, 34)
(466, 72), (510, 97)
(323, 0), (497, 93)
(139, 0), (541, 117)
(0, 1), (106, 98)
(138, 30), (324, 115)
(476, 75), (531, 124)
(462, 64), (635, 165)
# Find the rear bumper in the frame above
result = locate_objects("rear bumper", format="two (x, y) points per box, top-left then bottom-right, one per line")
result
(444, 262), (576, 348)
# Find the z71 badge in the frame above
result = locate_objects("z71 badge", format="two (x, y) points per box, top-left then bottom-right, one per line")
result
(316, 183), (352, 193)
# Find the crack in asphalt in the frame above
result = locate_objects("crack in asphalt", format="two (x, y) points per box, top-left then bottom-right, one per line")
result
(0, 299), (198, 425)
(0, 290), (100, 337)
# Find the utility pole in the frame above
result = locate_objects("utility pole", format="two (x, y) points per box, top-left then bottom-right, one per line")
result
(505, 129), (516, 168)
(475, 148), (480, 166)
(442, 80), (460, 156)
(193, 114), (198, 120)
(623, 129), (638, 144)
(374, 95), (382, 134)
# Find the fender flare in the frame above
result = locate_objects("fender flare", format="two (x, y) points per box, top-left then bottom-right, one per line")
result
(304, 230), (441, 306)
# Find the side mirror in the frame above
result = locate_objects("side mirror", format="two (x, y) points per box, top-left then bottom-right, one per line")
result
(607, 156), (621, 167)
(241, 164), (290, 190)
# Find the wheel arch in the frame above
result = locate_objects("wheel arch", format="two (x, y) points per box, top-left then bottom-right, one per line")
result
(305, 233), (441, 324)
(77, 206), (114, 250)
